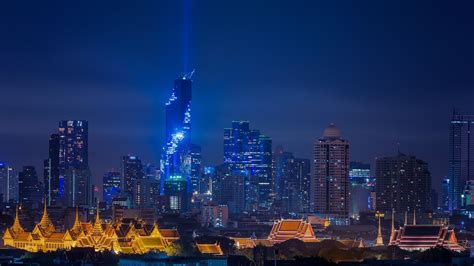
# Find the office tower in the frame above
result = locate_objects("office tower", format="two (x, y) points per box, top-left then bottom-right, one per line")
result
(375, 153), (432, 215)
(223, 121), (273, 212)
(441, 177), (450, 211)
(0, 162), (18, 203)
(349, 162), (373, 217)
(44, 134), (60, 206)
(273, 148), (311, 213)
(58, 120), (90, 207)
(134, 177), (160, 208)
(313, 124), (350, 224)
(18, 166), (43, 209)
(103, 171), (121, 205)
(190, 144), (202, 193)
(213, 165), (245, 215)
(273, 146), (295, 201)
(448, 111), (474, 211)
(121, 155), (144, 201)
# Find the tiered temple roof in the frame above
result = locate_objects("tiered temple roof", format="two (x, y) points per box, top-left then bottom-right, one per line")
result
(389, 224), (466, 252)
(196, 243), (224, 256)
(267, 219), (317, 244)
(3, 203), (180, 254)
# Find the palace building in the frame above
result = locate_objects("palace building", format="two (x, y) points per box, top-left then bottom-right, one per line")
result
(3, 204), (179, 254)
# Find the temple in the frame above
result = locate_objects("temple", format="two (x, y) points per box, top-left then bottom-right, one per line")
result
(3, 204), (180, 254)
(267, 219), (317, 243)
(388, 212), (467, 252)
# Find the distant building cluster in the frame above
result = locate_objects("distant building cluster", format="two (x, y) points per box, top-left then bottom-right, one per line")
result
(1, 76), (473, 254)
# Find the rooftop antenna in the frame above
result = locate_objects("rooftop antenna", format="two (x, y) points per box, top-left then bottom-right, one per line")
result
(182, 69), (195, 80)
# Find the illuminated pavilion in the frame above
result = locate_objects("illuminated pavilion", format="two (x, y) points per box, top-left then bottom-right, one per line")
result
(388, 211), (467, 252)
(3, 203), (179, 254)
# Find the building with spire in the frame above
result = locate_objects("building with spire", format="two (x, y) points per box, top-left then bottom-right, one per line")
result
(3, 201), (180, 253)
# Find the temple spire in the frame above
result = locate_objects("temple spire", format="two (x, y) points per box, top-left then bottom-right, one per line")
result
(413, 209), (416, 225)
(72, 206), (81, 228)
(12, 205), (24, 233)
(390, 209), (395, 240)
(40, 196), (51, 226)
(375, 214), (384, 246)
(404, 211), (408, 225)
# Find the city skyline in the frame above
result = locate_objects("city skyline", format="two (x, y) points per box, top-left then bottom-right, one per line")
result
(0, 0), (473, 192)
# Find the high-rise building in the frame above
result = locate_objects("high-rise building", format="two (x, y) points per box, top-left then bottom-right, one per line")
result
(103, 171), (121, 205)
(448, 111), (474, 211)
(18, 166), (43, 209)
(44, 134), (60, 206)
(0, 162), (18, 203)
(190, 144), (202, 193)
(375, 153), (432, 215)
(441, 177), (450, 211)
(313, 124), (350, 223)
(272, 148), (311, 213)
(58, 120), (90, 207)
(223, 121), (272, 212)
(121, 155), (144, 201)
(213, 166), (245, 215)
(161, 76), (193, 211)
(349, 162), (373, 218)
(134, 177), (160, 208)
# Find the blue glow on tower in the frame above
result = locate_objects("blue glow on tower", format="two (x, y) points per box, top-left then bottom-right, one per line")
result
(161, 76), (193, 194)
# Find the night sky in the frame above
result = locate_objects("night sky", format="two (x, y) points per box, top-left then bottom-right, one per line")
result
(0, 0), (472, 192)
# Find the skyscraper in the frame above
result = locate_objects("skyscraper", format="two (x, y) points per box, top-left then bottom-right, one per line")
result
(161, 76), (193, 211)
(448, 111), (474, 211)
(58, 120), (90, 207)
(375, 153), (432, 215)
(44, 134), (60, 206)
(0, 162), (17, 203)
(223, 121), (272, 212)
(349, 162), (373, 217)
(272, 148), (311, 213)
(313, 124), (350, 223)
(103, 171), (121, 205)
(121, 155), (144, 201)
(19, 166), (43, 209)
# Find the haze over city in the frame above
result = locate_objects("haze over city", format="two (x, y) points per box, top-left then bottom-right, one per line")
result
(0, 0), (472, 191)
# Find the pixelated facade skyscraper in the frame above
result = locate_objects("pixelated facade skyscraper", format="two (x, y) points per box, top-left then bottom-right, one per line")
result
(161, 76), (193, 212)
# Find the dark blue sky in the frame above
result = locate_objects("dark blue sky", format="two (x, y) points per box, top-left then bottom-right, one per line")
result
(0, 0), (472, 190)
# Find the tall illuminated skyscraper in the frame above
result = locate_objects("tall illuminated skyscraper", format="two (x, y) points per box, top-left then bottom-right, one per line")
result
(121, 155), (144, 200)
(44, 134), (60, 206)
(103, 171), (121, 205)
(161, 75), (193, 212)
(313, 124), (350, 224)
(448, 111), (474, 211)
(375, 153), (432, 215)
(223, 121), (272, 212)
(58, 120), (90, 207)
(19, 166), (43, 209)
(0, 162), (17, 203)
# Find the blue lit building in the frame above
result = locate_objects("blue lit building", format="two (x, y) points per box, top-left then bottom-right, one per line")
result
(349, 161), (373, 218)
(190, 144), (202, 193)
(103, 171), (121, 206)
(44, 134), (60, 206)
(223, 121), (272, 212)
(161, 76), (193, 211)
